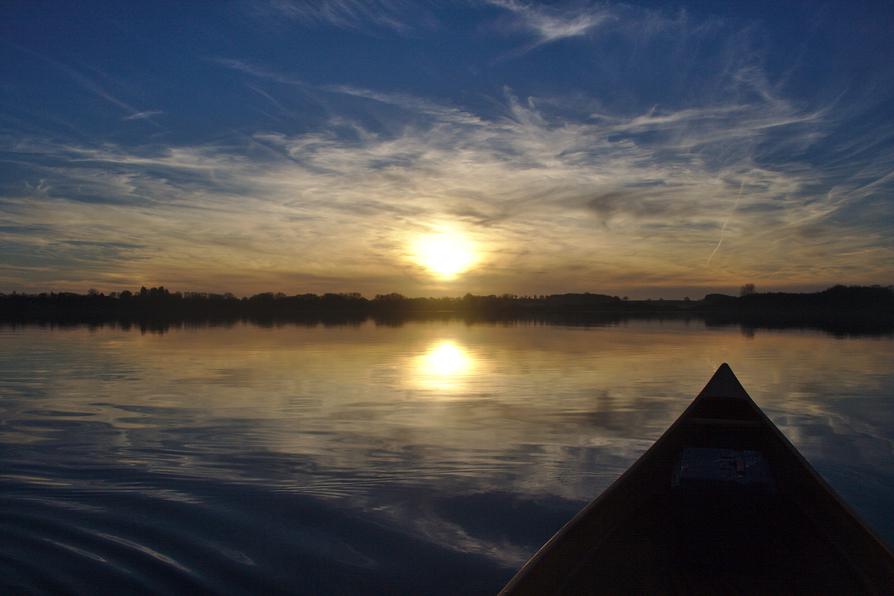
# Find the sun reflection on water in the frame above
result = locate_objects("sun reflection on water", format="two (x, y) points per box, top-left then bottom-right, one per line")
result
(413, 340), (475, 392)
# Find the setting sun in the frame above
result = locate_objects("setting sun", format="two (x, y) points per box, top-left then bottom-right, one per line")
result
(412, 231), (477, 280)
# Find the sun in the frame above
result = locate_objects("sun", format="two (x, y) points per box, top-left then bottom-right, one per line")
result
(412, 231), (477, 280)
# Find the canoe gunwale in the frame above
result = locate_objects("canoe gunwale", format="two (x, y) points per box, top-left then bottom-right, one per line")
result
(741, 378), (894, 592)
(499, 370), (709, 595)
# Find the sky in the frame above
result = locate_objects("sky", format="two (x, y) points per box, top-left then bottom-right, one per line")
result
(1, 1), (893, 298)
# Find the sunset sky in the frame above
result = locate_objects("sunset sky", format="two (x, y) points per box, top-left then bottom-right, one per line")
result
(2, 1), (893, 298)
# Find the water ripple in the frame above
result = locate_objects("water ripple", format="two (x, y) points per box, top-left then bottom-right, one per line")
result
(1, 321), (892, 593)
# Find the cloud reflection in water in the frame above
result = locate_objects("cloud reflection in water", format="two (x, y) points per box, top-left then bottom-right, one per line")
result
(1, 321), (893, 593)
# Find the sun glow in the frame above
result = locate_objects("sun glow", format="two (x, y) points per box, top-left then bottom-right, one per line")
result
(412, 231), (477, 280)
(413, 340), (475, 392)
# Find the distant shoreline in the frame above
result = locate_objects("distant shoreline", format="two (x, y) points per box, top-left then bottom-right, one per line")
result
(2, 285), (892, 337)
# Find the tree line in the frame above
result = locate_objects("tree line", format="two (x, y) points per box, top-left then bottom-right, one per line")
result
(1, 285), (891, 334)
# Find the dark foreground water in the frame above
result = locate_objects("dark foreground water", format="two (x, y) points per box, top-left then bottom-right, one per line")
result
(1, 320), (892, 594)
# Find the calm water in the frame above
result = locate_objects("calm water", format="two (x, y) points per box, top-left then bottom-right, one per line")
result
(1, 320), (892, 594)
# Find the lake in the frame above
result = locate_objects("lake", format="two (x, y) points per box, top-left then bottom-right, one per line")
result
(1, 320), (892, 594)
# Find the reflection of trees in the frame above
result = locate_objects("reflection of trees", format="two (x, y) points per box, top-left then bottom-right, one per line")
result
(0, 285), (892, 336)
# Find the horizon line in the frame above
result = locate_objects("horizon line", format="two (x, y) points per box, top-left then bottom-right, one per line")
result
(4, 283), (892, 302)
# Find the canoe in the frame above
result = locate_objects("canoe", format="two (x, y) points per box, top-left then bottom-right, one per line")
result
(500, 363), (894, 594)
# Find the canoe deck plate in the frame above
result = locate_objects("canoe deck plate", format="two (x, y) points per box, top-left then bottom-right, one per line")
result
(673, 447), (774, 493)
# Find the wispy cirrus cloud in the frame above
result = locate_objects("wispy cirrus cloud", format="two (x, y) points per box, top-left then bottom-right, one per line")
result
(2, 3), (892, 296)
(211, 58), (304, 85)
(7, 43), (164, 128)
(255, 0), (428, 34)
(486, 0), (614, 46)
(122, 110), (164, 122)
(4, 64), (890, 296)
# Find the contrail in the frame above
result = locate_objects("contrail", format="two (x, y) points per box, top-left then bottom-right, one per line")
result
(706, 181), (744, 266)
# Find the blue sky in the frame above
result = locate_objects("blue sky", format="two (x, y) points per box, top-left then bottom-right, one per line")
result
(2, 0), (893, 297)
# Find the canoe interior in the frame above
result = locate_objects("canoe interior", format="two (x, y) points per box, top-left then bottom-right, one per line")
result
(501, 364), (894, 595)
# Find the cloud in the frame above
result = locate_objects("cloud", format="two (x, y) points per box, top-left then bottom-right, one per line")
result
(5, 75), (882, 295)
(2, 8), (893, 295)
(123, 110), (164, 122)
(212, 58), (304, 85)
(706, 182), (744, 266)
(213, 58), (485, 128)
(6, 43), (165, 132)
(256, 0), (425, 34)
(487, 0), (614, 46)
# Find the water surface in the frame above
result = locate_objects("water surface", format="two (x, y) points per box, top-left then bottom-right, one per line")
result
(1, 321), (892, 593)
